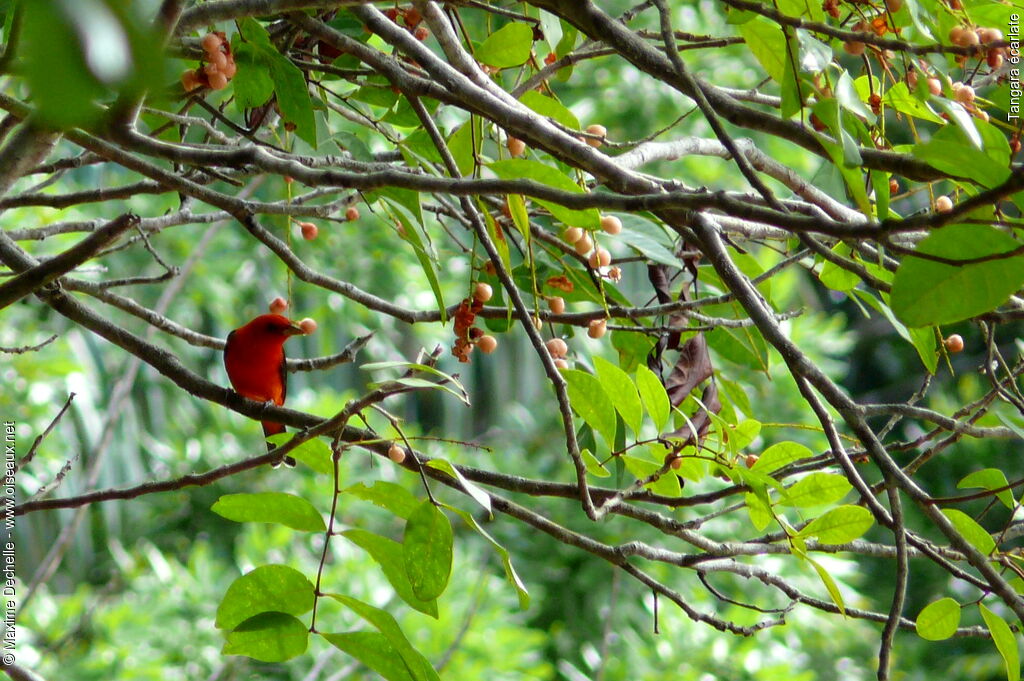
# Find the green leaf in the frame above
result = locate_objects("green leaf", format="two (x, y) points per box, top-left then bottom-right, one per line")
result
(476, 23), (534, 68)
(506, 194), (531, 249)
(562, 369), (617, 449)
(750, 441), (813, 474)
(941, 508), (996, 555)
(238, 16), (273, 47)
(327, 595), (440, 681)
(798, 505), (874, 544)
(425, 458), (492, 514)
(930, 97), (981, 150)
(403, 501), (454, 601)
(266, 433), (334, 474)
(745, 491), (773, 531)
(729, 419), (762, 450)
(383, 194), (447, 321)
(211, 492), (326, 532)
(20, 0), (136, 129)
(519, 91), (580, 130)
(261, 44), (316, 146)
(216, 565), (315, 631)
(342, 529), (438, 618)
(819, 243), (861, 291)
(779, 473), (852, 508)
(912, 122), (1010, 188)
(806, 554), (846, 615)
(448, 122), (479, 177)
(593, 357), (643, 437)
(223, 612), (308, 662)
(621, 454), (681, 497)
(836, 71), (874, 123)
(231, 42), (275, 109)
(958, 469), (1015, 510)
(344, 481), (420, 519)
(738, 17), (785, 82)
(324, 632), (415, 681)
(616, 216), (680, 267)
(891, 224), (1024, 327)
(489, 159), (601, 229)
(635, 364), (671, 432)
(446, 505), (530, 608)
(582, 448), (611, 477)
(980, 603), (1021, 681)
(883, 81), (943, 124)
(915, 597), (961, 641)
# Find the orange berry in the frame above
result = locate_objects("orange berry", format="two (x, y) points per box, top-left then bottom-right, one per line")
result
(345, 205), (360, 221)
(473, 282), (493, 303)
(298, 317), (318, 334)
(269, 296), (288, 315)
(208, 71), (229, 90)
(906, 69), (919, 89)
(744, 454), (759, 468)
(927, 78), (942, 96)
(508, 137), (526, 157)
(209, 50), (228, 71)
(548, 296), (565, 315)
(545, 52), (557, 65)
(587, 318), (607, 339)
(300, 221), (318, 239)
(949, 26), (967, 45)
(607, 266), (622, 282)
(553, 358), (569, 369)
(414, 26), (429, 41)
(222, 59), (237, 79)
(563, 227), (584, 244)
(988, 49), (1005, 69)
(588, 247), (611, 268)
(546, 338), (568, 358)
(573, 233), (593, 256)
(181, 69), (201, 92)
(889, 178), (899, 194)
(477, 334), (498, 353)
(600, 215), (622, 235)
(935, 195), (953, 212)
(954, 83), (975, 104)
(885, 0), (902, 11)
(943, 334), (964, 353)
(979, 27), (1003, 43)
(201, 33), (223, 53)
(388, 444), (407, 463)
(670, 456), (683, 470)
(1011, 138), (1021, 154)
(584, 124), (607, 147)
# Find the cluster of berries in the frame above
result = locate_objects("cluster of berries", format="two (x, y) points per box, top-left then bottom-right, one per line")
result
(451, 283), (497, 362)
(562, 215), (623, 283)
(382, 5), (429, 41)
(182, 32), (236, 92)
(949, 25), (1007, 70)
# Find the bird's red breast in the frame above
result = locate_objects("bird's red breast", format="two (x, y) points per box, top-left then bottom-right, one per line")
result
(224, 313), (304, 445)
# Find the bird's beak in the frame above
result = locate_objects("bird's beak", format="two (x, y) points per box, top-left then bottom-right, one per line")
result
(284, 321), (305, 336)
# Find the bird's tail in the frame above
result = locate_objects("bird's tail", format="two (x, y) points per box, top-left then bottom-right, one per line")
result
(262, 421), (297, 467)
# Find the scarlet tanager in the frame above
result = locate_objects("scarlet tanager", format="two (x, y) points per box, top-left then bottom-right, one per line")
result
(224, 314), (304, 464)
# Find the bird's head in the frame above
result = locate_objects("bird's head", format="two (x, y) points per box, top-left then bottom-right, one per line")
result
(244, 314), (305, 339)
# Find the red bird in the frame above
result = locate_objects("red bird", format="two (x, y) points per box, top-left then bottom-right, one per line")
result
(224, 314), (304, 464)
